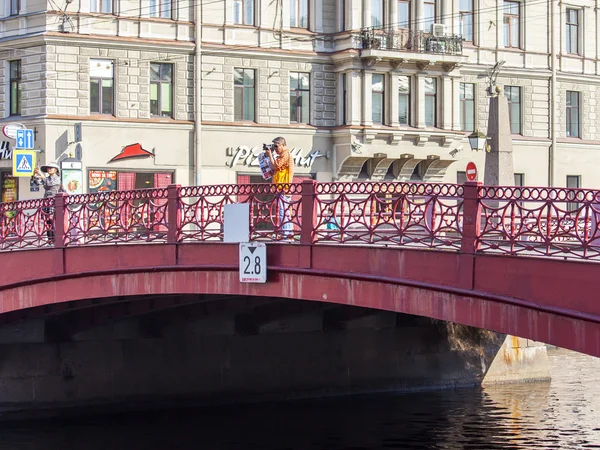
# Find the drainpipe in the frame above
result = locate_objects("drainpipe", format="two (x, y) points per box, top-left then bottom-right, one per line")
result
(549, 0), (558, 187)
(194, 0), (202, 186)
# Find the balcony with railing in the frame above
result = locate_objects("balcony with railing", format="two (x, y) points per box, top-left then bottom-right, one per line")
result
(355, 27), (464, 59)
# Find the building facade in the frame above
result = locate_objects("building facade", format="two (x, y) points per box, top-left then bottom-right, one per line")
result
(1, 0), (600, 200)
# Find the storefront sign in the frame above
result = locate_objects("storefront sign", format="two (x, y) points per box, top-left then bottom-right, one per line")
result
(0, 141), (11, 160)
(2, 123), (25, 140)
(227, 146), (325, 170)
(89, 170), (117, 193)
(109, 143), (153, 163)
(62, 169), (84, 195)
(1, 172), (18, 202)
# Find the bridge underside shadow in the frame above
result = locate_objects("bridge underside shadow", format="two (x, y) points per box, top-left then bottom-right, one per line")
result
(0, 292), (550, 418)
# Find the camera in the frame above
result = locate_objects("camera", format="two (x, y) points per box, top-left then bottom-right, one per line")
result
(263, 143), (274, 152)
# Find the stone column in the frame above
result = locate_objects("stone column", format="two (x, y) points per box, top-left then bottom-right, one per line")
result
(441, 75), (453, 130)
(484, 90), (515, 186)
(452, 77), (462, 131)
(362, 70), (373, 126)
(312, 0), (323, 32)
(347, 70), (362, 126)
(389, 0), (398, 30)
(415, 0), (424, 31)
(415, 74), (426, 128)
(363, 0), (372, 28)
(389, 72), (400, 127)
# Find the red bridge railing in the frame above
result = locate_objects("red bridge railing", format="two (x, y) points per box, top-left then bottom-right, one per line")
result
(2, 181), (600, 261)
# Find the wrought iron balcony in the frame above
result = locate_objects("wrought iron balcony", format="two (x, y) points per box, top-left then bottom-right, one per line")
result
(357, 27), (463, 56)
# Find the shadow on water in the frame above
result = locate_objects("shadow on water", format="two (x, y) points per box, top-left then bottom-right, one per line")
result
(0, 348), (598, 450)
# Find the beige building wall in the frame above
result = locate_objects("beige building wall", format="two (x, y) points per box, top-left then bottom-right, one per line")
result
(2, 1), (600, 200)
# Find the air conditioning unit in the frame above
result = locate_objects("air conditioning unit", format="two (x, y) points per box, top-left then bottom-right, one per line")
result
(431, 23), (447, 37)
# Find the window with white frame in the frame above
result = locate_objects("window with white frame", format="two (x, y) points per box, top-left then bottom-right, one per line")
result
(566, 9), (579, 55)
(505, 86), (521, 134)
(149, 0), (172, 18)
(90, 59), (114, 115)
(503, 1), (520, 48)
(566, 175), (581, 211)
(398, 75), (410, 125)
(91, 0), (113, 13)
(566, 91), (580, 138)
(424, 77), (436, 127)
(150, 63), (173, 118)
(290, 72), (310, 124)
(10, 0), (19, 16)
(372, 0), (384, 27)
(372, 74), (385, 124)
(9, 61), (22, 116)
(341, 73), (347, 125)
(460, 83), (475, 132)
(234, 68), (256, 121)
(423, 0), (435, 32)
(290, 0), (308, 28)
(233, 0), (254, 25)
(459, 0), (473, 41)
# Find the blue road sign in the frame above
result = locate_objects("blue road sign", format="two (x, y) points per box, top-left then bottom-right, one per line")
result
(12, 150), (36, 177)
(16, 129), (34, 150)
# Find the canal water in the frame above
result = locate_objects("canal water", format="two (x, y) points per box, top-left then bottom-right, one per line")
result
(0, 348), (598, 449)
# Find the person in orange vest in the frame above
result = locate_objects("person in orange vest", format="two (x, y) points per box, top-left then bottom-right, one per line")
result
(264, 137), (294, 240)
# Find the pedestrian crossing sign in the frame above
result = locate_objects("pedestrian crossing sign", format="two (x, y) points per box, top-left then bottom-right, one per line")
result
(12, 150), (36, 177)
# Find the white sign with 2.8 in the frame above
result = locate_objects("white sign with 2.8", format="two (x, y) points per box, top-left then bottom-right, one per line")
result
(239, 242), (267, 283)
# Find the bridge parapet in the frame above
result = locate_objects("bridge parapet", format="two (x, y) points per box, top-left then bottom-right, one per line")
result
(1, 181), (600, 261)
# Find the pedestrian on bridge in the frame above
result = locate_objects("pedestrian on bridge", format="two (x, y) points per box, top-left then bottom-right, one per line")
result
(32, 162), (61, 245)
(264, 137), (294, 240)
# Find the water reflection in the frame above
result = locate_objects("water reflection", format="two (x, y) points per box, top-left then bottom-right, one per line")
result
(0, 348), (597, 449)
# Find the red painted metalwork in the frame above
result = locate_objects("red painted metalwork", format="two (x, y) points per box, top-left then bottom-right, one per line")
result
(1, 182), (600, 356)
(2, 181), (600, 261)
(0, 244), (597, 356)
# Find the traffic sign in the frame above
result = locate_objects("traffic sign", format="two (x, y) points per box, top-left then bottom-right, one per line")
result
(15, 129), (34, 150)
(12, 150), (36, 177)
(2, 123), (25, 140)
(466, 162), (478, 182)
(239, 242), (267, 283)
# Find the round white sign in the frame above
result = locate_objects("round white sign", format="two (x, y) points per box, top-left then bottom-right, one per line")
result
(2, 123), (26, 140)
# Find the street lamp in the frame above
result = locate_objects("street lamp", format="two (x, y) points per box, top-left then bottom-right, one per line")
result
(468, 130), (490, 152)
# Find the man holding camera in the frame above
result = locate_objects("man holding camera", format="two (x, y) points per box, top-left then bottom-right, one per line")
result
(264, 137), (294, 239)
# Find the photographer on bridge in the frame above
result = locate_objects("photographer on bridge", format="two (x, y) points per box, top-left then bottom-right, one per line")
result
(264, 137), (294, 240)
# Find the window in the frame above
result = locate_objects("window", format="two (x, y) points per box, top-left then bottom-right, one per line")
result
(10, 0), (19, 15)
(503, 1), (520, 48)
(566, 91), (580, 138)
(91, 0), (113, 13)
(398, 75), (410, 125)
(372, 74), (385, 124)
(89, 59), (114, 115)
(460, 83), (475, 132)
(290, 72), (310, 124)
(424, 77), (436, 127)
(9, 61), (22, 116)
(505, 86), (521, 134)
(341, 73), (347, 125)
(339, 0), (345, 31)
(566, 175), (581, 212)
(233, 0), (254, 25)
(149, 0), (172, 18)
(234, 68), (255, 121)
(457, 171), (467, 184)
(423, 0), (435, 32)
(372, 0), (384, 27)
(459, 0), (473, 41)
(150, 63), (173, 118)
(514, 173), (524, 186)
(566, 9), (579, 55)
(398, 0), (410, 28)
(290, 0), (308, 28)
